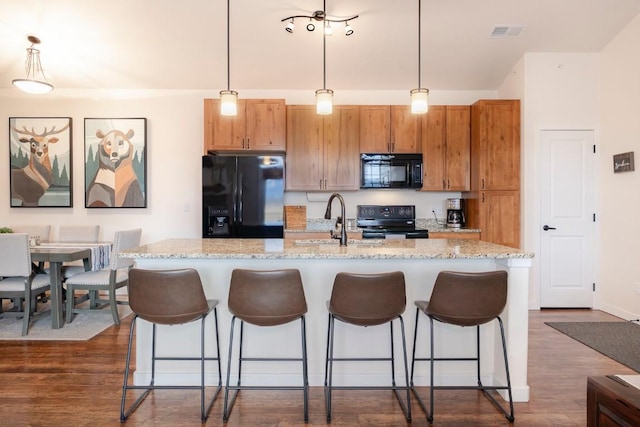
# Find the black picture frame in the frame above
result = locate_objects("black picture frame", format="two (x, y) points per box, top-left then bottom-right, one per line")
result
(613, 152), (635, 173)
(9, 117), (73, 208)
(84, 118), (147, 208)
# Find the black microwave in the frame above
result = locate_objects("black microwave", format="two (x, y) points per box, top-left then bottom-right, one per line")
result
(360, 153), (423, 189)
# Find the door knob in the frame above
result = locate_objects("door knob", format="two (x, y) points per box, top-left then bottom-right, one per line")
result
(543, 225), (557, 231)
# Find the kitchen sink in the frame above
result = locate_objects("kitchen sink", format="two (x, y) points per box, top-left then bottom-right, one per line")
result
(293, 239), (383, 245)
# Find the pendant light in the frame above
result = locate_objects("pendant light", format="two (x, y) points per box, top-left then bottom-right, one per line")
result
(316, 0), (333, 115)
(220, 0), (237, 116)
(12, 35), (54, 95)
(410, 0), (429, 114)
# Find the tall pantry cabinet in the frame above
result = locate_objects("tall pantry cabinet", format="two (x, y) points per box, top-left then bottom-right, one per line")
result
(464, 99), (521, 248)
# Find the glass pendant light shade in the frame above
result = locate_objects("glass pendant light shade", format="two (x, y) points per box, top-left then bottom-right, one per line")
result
(315, 89), (334, 115)
(220, 90), (238, 116)
(410, 88), (429, 114)
(12, 79), (53, 95)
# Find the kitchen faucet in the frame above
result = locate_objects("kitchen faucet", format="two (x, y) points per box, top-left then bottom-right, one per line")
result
(324, 193), (347, 246)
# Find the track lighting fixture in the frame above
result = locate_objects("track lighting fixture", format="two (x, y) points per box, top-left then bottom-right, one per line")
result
(281, 9), (358, 36)
(410, 0), (429, 114)
(12, 35), (53, 95)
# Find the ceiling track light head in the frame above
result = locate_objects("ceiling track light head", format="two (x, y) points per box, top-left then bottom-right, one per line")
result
(281, 9), (359, 35)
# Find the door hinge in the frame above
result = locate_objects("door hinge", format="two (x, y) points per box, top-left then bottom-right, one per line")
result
(593, 283), (596, 292)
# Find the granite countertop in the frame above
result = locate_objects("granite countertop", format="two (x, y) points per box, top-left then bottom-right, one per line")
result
(120, 238), (533, 260)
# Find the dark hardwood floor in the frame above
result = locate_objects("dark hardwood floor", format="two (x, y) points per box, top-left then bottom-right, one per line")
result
(0, 309), (635, 426)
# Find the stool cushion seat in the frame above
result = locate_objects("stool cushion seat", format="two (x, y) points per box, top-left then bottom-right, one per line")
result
(228, 269), (307, 326)
(416, 270), (508, 327)
(328, 271), (406, 327)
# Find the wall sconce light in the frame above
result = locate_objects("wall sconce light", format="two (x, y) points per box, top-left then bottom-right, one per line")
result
(12, 35), (54, 95)
(281, 9), (358, 36)
(220, 0), (238, 116)
(410, 0), (429, 114)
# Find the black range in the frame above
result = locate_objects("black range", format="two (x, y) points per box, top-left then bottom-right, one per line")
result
(356, 205), (429, 239)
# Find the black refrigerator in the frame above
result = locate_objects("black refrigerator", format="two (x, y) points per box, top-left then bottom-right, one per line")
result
(202, 153), (284, 238)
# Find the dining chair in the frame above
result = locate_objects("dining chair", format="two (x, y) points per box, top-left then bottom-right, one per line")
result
(10, 225), (52, 243)
(65, 228), (141, 325)
(57, 225), (100, 243)
(57, 225), (101, 280)
(0, 233), (51, 336)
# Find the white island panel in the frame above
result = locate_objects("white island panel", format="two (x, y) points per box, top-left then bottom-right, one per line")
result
(121, 239), (533, 402)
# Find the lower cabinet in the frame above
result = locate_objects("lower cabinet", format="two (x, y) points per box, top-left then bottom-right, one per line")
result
(465, 190), (520, 248)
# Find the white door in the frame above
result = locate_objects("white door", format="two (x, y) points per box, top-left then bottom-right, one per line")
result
(540, 130), (595, 307)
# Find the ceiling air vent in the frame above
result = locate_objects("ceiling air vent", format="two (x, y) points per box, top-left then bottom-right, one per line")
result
(490, 25), (525, 38)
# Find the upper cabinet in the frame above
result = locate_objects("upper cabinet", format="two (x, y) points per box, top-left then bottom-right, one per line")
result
(203, 99), (286, 153)
(360, 106), (421, 153)
(286, 105), (360, 192)
(421, 105), (470, 191)
(470, 99), (520, 191)
(464, 99), (521, 248)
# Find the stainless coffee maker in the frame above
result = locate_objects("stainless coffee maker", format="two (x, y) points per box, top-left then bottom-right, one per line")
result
(446, 198), (465, 228)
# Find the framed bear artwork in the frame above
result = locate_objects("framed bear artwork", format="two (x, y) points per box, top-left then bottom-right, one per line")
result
(84, 118), (147, 208)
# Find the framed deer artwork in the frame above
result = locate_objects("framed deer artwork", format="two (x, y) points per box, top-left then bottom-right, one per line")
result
(84, 118), (147, 208)
(9, 117), (73, 207)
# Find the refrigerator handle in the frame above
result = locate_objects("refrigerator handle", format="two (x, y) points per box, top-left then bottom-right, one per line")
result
(237, 172), (243, 225)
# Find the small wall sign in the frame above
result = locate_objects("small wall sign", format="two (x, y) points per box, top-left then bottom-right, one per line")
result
(613, 151), (635, 173)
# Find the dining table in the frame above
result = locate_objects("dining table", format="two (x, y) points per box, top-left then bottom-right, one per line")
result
(30, 243), (111, 329)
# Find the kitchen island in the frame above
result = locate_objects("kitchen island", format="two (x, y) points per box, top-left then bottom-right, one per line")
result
(120, 238), (533, 402)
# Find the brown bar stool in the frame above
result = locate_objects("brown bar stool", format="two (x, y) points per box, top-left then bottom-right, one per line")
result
(120, 268), (222, 423)
(410, 270), (514, 423)
(223, 269), (309, 422)
(324, 271), (411, 422)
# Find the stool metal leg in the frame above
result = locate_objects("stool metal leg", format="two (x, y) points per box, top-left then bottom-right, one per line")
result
(121, 311), (222, 423)
(324, 314), (411, 423)
(410, 311), (515, 423)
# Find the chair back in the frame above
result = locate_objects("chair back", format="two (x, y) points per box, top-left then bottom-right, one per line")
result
(228, 269), (307, 326)
(10, 225), (51, 243)
(58, 225), (100, 242)
(329, 271), (406, 326)
(0, 233), (31, 277)
(109, 229), (142, 270)
(128, 268), (210, 325)
(427, 270), (508, 326)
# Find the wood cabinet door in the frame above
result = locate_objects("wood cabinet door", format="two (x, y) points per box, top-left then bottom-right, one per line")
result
(203, 99), (245, 152)
(480, 190), (520, 248)
(421, 106), (446, 190)
(445, 105), (470, 191)
(359, 106), (390, 153)
(285, 106), (324, 191)
(473, 100), (520, 190)
(390, 105), (421, 153)
(324, 106), (360, 190)
(245, 99), (286, 151)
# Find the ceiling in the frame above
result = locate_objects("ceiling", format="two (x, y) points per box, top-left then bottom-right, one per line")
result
(1, 0), (639, 93)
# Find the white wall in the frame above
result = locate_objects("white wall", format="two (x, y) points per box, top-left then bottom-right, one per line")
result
(508, 52), (601, 309)
(0, 88), (495, 244)
(599, 15), (640, 319)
